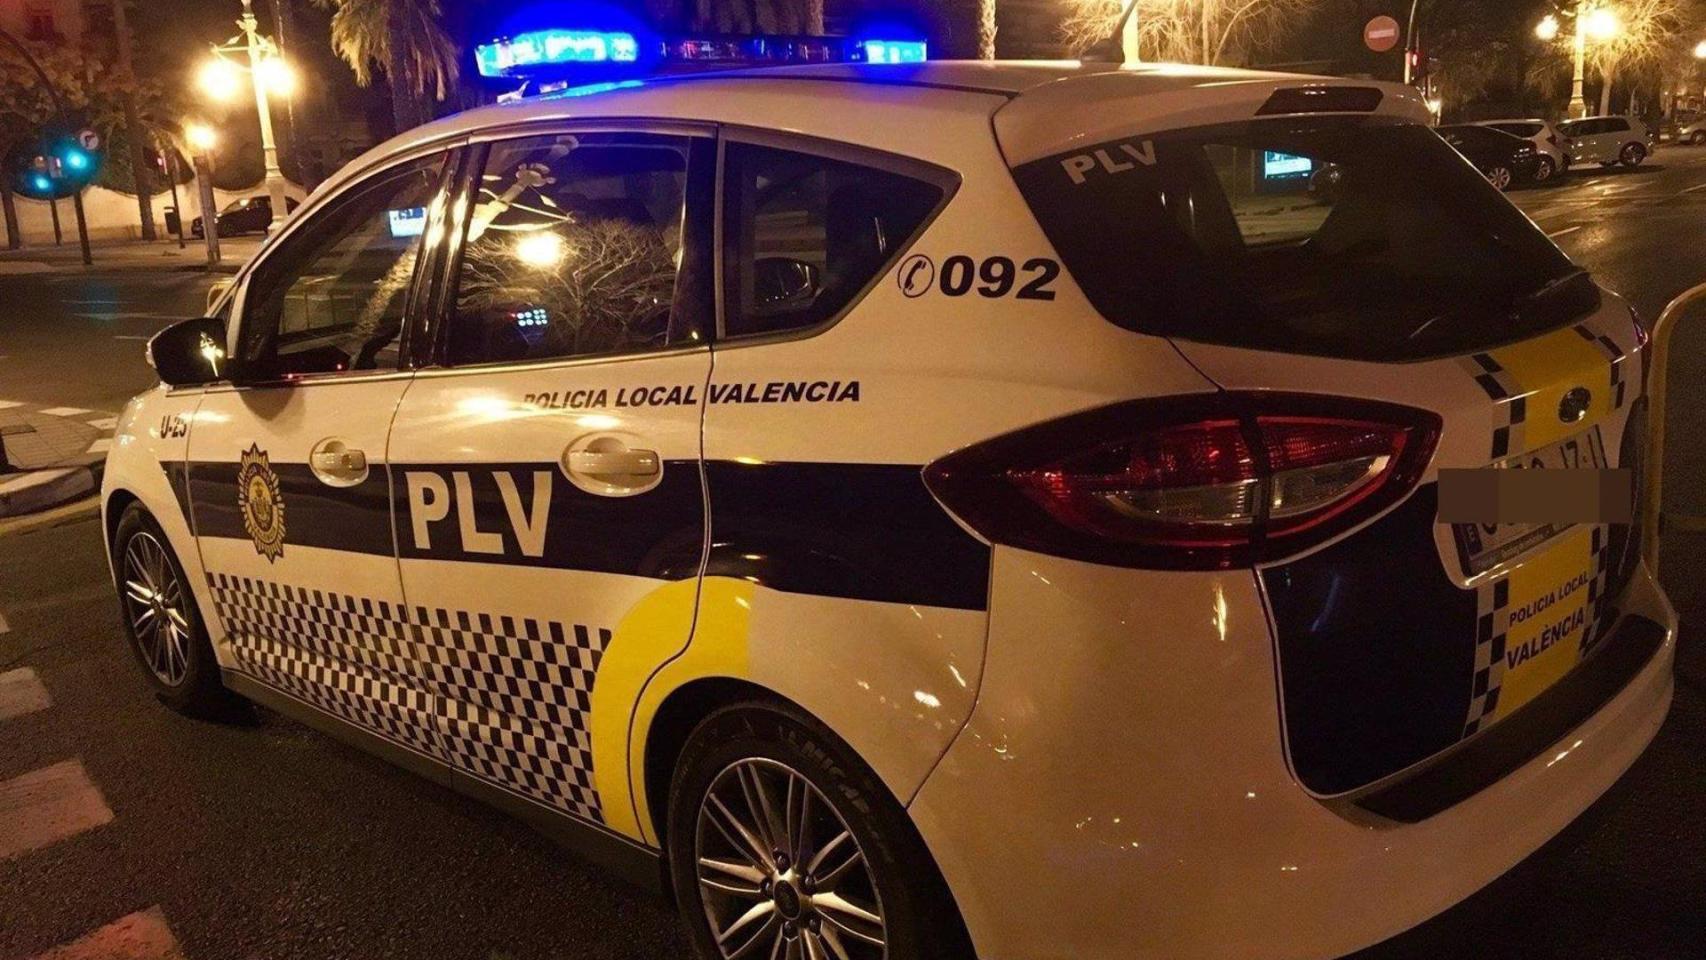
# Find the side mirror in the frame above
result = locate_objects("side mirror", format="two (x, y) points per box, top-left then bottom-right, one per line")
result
(147, 317), (229, 387)
(752, 257), (821, 311)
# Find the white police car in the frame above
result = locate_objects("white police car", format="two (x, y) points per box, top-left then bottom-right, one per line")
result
(105, 56), (1673, 960)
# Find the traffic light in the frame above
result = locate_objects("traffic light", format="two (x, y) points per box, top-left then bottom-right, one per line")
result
(5, 126), (104, 201)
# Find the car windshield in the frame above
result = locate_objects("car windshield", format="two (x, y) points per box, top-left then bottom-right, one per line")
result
(219, 199), (250, 213)
(1010, 117), (1590, 362)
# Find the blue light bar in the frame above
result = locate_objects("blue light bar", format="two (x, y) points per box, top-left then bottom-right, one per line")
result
(477, 29), (640, 78)
(857, 39), (927, 64)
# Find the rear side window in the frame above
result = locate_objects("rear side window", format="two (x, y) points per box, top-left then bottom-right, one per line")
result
(446, 132), (703, 366)
(1490, 122), (1541, 138)
(721, 142), (945, 339)
(1010, 119), (1591, 362)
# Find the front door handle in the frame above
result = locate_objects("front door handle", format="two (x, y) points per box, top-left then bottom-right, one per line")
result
(566, 448), (659, 478)
(309, 438), (368, 487)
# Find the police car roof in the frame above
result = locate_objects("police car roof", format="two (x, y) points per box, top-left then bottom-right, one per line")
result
(317, 60), (1427, 198)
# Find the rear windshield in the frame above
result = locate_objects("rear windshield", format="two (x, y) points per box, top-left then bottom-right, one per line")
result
(1011, 118), (1594, 362)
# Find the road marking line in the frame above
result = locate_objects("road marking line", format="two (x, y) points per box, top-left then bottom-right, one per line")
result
(29, 907), (185, 960)
(86, 417), (119, 430)
(0, 668), (52, 721)
(1547, 225), (1584, 238)
(1681, 181), (1706, 194)
(0, 400), (24, 409)
(85, 438), (112, 455)
(0, 759), (115, 860)
(38, 407), (91, 417)
(113, 335), (152, 341)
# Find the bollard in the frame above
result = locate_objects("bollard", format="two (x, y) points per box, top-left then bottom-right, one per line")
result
(1641, 282), (1706, 579)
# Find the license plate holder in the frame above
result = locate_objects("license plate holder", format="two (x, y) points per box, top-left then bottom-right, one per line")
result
(1452, 427), (1607, 576)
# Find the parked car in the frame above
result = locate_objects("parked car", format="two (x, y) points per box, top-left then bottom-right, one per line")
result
(1474, 118), (1571, 181)
(1557, 116), (1655, 167)
(1677, 116), (1706, 146)
(1436, 124), (1543, 190)
(111, 59), (1667, 960)
(190, 194), (298, 238)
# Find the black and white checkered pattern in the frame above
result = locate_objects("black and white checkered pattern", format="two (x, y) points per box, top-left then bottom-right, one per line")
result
(1579, 525), (1614, 658)
(208, 574), (611, 823)
(1462, 577), (1510, 737)
(413, 608), (609, 822)
(1573, 322), (1630, 411)
(1463, 353), (1527, 460)
(209, 573), (440, 757)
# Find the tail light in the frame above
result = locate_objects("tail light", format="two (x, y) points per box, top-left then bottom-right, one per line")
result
(924, 393), (1441, 570)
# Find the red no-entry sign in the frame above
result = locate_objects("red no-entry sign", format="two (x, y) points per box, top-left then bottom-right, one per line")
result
(1365, 15), (1401, 53)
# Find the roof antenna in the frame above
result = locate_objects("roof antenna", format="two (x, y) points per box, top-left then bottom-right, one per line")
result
(1083, 0), (1139, 64)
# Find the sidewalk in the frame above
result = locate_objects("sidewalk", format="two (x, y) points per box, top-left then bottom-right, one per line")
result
(0, 236), (262, 275)
(0, 402), (115, 519)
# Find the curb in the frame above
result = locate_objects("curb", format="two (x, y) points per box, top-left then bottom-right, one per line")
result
(0, 464), (101, 519)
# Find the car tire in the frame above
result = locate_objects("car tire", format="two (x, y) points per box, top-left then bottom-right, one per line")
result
(1533, 157), (1556, 183)
(112, 504), (232, 715)
(1485, 165), (1514, 191)
(1620, 142), (1646, 167)
(667, 699), (975, 960)
(1692, 131), (1706, 146)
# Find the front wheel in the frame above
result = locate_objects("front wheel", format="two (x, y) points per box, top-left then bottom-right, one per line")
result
(113, 505), (230, 714)
(1691, 131), (1706, 146)
(667, 701), (974, 960)
(1620, 142), (1647, 167)
(1486, 165), (1514, 191)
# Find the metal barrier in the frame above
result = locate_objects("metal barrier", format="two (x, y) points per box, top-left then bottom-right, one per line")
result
(1643, 281), (1706, 578)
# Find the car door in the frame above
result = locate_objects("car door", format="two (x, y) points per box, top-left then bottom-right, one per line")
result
(387, 126), (715, 826)
(185, 145), (460, 766)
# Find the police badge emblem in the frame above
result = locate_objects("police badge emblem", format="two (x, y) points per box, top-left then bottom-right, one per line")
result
(237, 443), (286, 562)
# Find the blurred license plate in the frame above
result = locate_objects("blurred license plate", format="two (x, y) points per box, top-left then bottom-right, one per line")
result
(1453, 428), (1606, 576)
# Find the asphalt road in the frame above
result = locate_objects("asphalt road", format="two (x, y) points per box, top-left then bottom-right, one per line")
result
(3, 149), (1706, 960)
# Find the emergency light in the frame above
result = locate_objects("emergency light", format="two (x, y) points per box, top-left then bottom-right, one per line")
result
(477, 20), (927, 82)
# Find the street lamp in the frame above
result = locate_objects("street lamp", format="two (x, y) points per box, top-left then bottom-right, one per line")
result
(184, 123), (222, 265)
(1693, 39), (1706, 59)
(1537, 4), (1622, 120)
(200, 0), (294, 231)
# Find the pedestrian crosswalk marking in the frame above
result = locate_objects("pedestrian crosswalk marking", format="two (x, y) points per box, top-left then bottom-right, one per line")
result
(86, 438), (112, 455)
(0, 668), (52, 721)
(0, 759), (115, 860)
(28, 907), (185, 960)
(87, 417), (119, 430)
(39, 407), (92, 417)
(0, 400), (24, 410)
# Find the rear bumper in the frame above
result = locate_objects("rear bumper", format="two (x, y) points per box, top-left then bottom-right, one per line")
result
(909, 550), (1674, 960)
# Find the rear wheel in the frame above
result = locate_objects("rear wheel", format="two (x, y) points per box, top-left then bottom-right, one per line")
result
(113, 504), (230, 714)
(1620, 142), (1647, 167)
(1533, 156), (1556, 183)
(667, 701), (973, 960)
(1485, 165), (1514, 191)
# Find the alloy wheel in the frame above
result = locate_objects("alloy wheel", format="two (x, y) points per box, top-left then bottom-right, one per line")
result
(121, 531), (191, 687)
(695, 757), (887, 959)
(1487, 166), (1513, 191)
(1534, 157), (1555, 182)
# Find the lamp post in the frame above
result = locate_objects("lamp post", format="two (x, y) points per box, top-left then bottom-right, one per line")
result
(186, 123), (222, 265)
(1538, 5), (1621, 120)
(198, 0), (295, 232)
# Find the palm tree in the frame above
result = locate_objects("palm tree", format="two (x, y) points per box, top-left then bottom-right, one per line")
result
(978, 0), (998, 59)
(314, 0), (459, 135)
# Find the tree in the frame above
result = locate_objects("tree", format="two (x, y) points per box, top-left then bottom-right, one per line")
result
(1061, 0), (1322, 66)
(978, 0), (998, 59)
(645, 0), (822, 34)
(1588, 0), (1702, 114)
(314, 0), (460, 135)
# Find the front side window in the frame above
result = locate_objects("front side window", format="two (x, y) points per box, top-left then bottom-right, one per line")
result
(446, 132), (698, 365)
(238, 152), (449, 378)
(721, 142), (946, 338)
(1011, 118), (1588, 363)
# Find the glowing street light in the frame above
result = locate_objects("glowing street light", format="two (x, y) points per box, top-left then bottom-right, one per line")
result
(198, 57), (243, 101)
(1693, 39), (1706, 59)
(200, 0), (293, 231)
(1537, 4), (1624, 120)
(185, 123), (219, 152)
